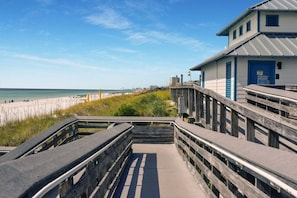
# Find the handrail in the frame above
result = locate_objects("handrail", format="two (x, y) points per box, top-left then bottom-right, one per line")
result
(0, 117), (174, 197)
(0, 123), (133, 197)
(0, 116), (175, 163)
(32, 124), (134, 198)
(1, 116), (297, 197)
(244, 84), (297, 103)
(0, 116), (79, 163)
(174, 117), (297, 197)
(170, 84), (297, 150)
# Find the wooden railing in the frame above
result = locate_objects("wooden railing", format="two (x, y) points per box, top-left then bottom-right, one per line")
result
(244, 85), (297, 120)
(174, 118), (297, 198)
(0, 117), (174, 197)
(170, 84), (297, 153)
(0, 116), (175, 163)
(1, 116), (297, 197)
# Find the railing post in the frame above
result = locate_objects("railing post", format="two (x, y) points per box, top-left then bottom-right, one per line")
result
(212, 99), (218, 131)
(231, 110), (239, 137)
(268, 130), (279, 148)
(194, 90), (199, 122)
(188, 88), (193, 116)
(206, 96), (211, 125)
(185, 89), (189, 111)
(199, 92), (204, 119)
(246, 118), (255, 142)
(220, 103), (226, 133)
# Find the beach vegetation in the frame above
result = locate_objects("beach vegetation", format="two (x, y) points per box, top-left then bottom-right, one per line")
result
(0, 89), (177, 146)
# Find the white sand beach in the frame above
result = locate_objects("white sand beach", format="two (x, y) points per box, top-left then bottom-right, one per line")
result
(0, 92), (124, 126)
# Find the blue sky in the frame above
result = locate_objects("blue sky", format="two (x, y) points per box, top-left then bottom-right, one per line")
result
(0, 0), (261, 89)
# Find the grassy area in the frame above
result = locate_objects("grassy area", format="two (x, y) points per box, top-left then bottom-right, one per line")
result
(0, 89), (177, 146)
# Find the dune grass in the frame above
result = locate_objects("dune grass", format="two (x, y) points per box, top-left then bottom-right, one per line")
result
(0, 89), (177, 146)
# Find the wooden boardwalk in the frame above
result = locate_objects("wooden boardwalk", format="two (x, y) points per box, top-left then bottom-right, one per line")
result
(113, 144), (207, 198)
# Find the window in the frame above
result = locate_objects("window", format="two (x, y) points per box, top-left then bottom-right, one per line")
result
(233, 30), (236, 40)
(246, 21), (251, 32)
(266, 15), (279, 26)
(239, 25), (243, 36)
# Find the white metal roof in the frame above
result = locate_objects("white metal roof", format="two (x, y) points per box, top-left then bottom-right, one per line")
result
(191, 33), (297, 70)
(250, 0), (297, 10)
(217, 0), (297, 36)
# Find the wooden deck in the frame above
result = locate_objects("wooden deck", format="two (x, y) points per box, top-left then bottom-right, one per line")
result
(113, 144), (207, 198)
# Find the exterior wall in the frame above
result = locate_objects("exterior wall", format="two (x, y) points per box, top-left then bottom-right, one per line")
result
(202, 62), (217, 92)
(229, 12), (258, 47)
(202, 56), (297, 102)
(235, 56), (297, 101)
(260, 11), (297, 33)
(217, 59), (227, 97)
(202, 57), (235, 99)
(275, 58), (297, 85)
(237, 57), (249, 101)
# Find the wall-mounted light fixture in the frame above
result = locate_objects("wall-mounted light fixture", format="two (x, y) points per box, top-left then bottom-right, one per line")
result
(277, 62), (282, 69)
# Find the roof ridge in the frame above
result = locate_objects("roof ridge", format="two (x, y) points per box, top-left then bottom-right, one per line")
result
(249, 0), (271, 10)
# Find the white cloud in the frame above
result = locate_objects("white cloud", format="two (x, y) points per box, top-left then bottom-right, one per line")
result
(125, 30), (206, 51)
(112, 47), (137, 54)
(85, 8), (131, 30)
(13, 53), (111, 71)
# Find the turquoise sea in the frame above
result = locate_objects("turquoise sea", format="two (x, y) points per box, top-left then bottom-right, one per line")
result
(0, 88), (131, 103)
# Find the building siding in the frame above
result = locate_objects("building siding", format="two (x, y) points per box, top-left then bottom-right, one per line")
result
(275, 58), (297, 85)
(229, 12), (258, 47)
(195, 2), (297, 102)
(260, 11), (297, 33)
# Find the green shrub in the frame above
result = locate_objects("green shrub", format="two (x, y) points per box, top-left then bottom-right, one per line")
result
(114, 104), (139, 116)
(0, 89), (177, 146)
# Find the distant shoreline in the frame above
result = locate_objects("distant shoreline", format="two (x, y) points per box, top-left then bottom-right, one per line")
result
(0, 92), (131, 126)
(0, 88), (133, 104)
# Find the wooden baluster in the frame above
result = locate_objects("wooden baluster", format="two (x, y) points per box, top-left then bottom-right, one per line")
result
(206, 96), (211, 125)
(212, 99), (218, 131)
(268, 130), (279, 148)
(231, 110), (239, 137)
(220, 103), (226, 134)
(246, 118), (255, 142)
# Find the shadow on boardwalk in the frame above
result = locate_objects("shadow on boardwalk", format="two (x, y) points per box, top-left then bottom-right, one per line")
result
(114, 153), (160, 198)
(113, 144), (206, 198)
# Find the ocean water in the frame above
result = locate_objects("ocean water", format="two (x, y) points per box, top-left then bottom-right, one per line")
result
(0, 88), (129, 103)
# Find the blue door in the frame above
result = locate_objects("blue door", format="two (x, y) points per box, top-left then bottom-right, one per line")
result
(248, 61), (275, 85)
(226, 62), (231, 99)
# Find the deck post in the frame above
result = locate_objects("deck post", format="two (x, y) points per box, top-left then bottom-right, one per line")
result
(199, 92), (204, 119)
(212, 99), (218, 131)
(231, 110), (239, 137)
(246, 118), (255, 142)
(206, 96), (211, 125)
(268, 130), (279, 148)
(220, 103), (226, 133)
(188, 88), (193, 116)
(194, 90), (199, 122)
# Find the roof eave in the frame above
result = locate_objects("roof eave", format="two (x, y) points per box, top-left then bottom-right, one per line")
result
(190, 54), (227, 71)
(217, 9), (253, 36)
